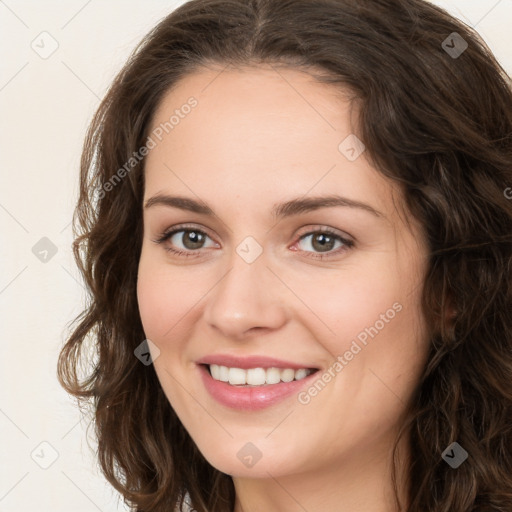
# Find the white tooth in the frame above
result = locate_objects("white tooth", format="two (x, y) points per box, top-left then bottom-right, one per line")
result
(228, 367), (246, 385)
(280, 368), (295, 382)
(210, 364), (220, 380)
(218, 365), (229, 382)
(294, 368), (308, 380)
(247, 368), (266, 385)
(266, 367), (281, 384)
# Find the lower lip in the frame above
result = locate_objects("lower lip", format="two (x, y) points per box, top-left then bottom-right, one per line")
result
(198, 365), (317, 410)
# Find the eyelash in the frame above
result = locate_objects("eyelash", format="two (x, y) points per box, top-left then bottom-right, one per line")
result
(152, 224), (354, 260)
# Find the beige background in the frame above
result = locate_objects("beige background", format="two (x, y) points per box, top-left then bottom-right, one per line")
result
(1, 1), (510, 511)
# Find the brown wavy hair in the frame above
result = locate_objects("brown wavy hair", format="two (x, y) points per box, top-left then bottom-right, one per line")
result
(57, 0), (512, 510)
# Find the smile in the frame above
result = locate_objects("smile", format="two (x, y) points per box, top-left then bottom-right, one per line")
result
(208, 364), (314, 386)
(196, 355), (320, 410)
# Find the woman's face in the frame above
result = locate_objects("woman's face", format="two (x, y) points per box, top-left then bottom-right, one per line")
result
(137, 65), (430, 479)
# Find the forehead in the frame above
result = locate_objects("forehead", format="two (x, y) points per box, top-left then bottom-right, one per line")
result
(143, 65), (397, 220)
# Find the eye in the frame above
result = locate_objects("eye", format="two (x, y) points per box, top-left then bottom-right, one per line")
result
(152, 225), (217, 257)
(294, 228), (354, 259)
(152, 224), (354, 260)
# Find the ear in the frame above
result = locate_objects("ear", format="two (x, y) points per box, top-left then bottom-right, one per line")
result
(446, 303), (457, 318)
(444, 294), (457, 324)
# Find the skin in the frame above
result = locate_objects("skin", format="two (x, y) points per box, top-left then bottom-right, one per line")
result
(137, 64), (431, 512)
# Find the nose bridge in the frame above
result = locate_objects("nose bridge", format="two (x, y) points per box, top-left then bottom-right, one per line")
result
(203, 240), (286, 338)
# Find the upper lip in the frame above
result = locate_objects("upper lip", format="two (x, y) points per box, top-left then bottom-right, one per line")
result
(196, 354), (318, 370)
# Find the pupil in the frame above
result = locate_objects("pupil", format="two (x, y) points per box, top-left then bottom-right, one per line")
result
(184, 230), (204, 249)
(312, 233), (334, 252)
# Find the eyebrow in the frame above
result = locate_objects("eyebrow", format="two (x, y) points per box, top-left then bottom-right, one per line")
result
(144, 194), (384, 219)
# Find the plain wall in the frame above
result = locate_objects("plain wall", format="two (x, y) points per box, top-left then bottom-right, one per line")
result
(1, 1), (510, 510)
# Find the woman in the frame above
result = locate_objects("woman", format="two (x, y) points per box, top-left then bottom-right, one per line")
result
(57, 0), (512, 510)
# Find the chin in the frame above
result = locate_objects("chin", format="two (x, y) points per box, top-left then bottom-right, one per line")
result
(190, 433), (307, 479)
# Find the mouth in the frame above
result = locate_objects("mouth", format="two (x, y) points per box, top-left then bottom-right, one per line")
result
(196, 355), (320, 410)
(204, 364), (316, 386)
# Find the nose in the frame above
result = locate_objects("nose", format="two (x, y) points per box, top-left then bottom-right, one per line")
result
(202, 248), (288, 340)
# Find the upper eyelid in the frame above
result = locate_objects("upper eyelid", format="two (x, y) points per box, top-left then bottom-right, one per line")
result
(156, 224), (217, 243)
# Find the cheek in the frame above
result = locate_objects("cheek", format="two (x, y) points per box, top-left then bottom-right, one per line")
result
(137, 273), (168, 340)
(294, 258), (428, 391)
(136, 255), (188, 343)
(136, 243), (208, 335)
(291, 263), (405, 344)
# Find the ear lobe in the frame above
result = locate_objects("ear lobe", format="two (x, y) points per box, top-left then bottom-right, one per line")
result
(438, 295), (457, 340)
(447, 304), (457, 319)
(445, 296), (457, 323)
